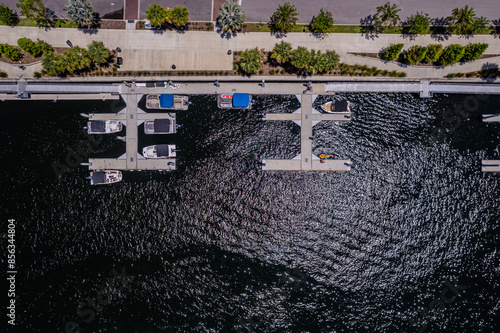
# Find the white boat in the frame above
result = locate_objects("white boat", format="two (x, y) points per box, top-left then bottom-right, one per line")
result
(144, 119), (176, 134)
(217, 93), (252, 109)
(90, 170), (122, 185)
(146, 94), (189, 110)
(142, 144), (176, 158)
(321, 100), (351, 113)
(87, 120), (122, 134)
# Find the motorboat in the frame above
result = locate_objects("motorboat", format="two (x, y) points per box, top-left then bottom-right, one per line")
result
(144, 119), (176, 134)
(321, 100), (351, 113)
(146, 94), (189, 110)
(90, 170), (122, 185)
(142, 144), (176, 158)
(217, 93), (252, 109)
(87, 120), (122, 134)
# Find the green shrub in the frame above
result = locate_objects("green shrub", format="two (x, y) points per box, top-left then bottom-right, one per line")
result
(438, 44), (465, 66)
(0, 44), (22, 61)
(17, 38), (42, 57)
(17, 38), (51, 57)
(461, 43), (488, 62)
(403, 45), (428, 64)
(424, 44), (443, 63)
(447, 73), (456, 78)
(381, 44), (403, 61)
(33, 71), (41, 78)
(0, 71), (7, 78)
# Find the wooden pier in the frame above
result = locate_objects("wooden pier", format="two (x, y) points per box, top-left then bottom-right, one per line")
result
(87, 92), (176, 171)
(481, 160), (500, 172)
(262, 94), (352, 171)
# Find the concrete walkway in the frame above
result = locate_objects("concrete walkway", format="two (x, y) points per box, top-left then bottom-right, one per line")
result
(0, 26), (499, 79)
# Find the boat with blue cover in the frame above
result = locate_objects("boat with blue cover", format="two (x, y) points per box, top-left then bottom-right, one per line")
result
(146, 94), (189, 110)
(217, 93), (252, 109)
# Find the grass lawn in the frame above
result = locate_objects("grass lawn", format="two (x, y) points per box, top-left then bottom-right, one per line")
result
(1, 18), (78, 28)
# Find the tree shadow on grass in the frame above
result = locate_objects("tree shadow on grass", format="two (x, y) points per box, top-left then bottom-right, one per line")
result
(360, 15), (378, 40)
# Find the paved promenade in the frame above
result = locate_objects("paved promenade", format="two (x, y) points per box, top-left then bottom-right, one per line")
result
(0, 26), (499, 79)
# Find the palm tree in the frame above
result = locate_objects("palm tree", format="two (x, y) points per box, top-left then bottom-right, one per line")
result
(87, 41), (109, 64)
(270, 2), (298, 34)
(290, 47), (311, 70)
(217, 1), (246, 33)
(373, 2), (400, 31)
(17, 0), (46, 22)
(324, 50), (340, 71)
(447, 5), (488, 35)
(145, 3), (167, 28)
(270, 41), (292, 63)
(42, 53), (64, 76)
(306, 50), (328, 74)
(64, 0), (94, 28)
(239, 48), (262, 74)
(169, 5), (189, 27)
(310, 8), (334, 34)
(403, 12), (430, 35)
(60, 46), (90, 72)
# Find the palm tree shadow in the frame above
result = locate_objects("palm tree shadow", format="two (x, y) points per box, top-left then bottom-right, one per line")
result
(430, 17), (451, 41)
(216, 25), (238, 39)
(491, 19), (500, 38)
(77, 13), (101, 34)
(480, 63), (499, 82)
(360, 15), (378, 40)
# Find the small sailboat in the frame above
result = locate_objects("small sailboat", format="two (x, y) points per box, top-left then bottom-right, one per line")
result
(321, 100), (351, 113)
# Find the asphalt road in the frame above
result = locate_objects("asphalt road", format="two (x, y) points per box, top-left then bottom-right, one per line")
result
(1, 0), (498, 24)
(241, 0), (500, 25)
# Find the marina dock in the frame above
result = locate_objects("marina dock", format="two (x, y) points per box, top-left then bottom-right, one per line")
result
(482, 114), (500, 122)
(262, 94), (351, 171)
(87, 92), (176, 171)
(481, 160), (500, 172)
(325, 81), (500, 98)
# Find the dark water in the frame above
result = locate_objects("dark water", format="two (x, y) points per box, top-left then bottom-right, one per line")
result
(0, 93), (499, 333)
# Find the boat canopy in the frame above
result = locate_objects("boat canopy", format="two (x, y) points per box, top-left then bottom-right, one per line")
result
(153, 119), (172, 132)
(335, 100), (349, 111)
(90, 120), (106, 132)
(233, 93), (249, 108)
(160, 94), (174, 108)
(156, 144), (171, 157)
(92, 171), (106, 184)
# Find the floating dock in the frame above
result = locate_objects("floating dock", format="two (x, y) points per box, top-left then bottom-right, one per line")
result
(481, 160), (500, 172)
(482, 114), (500, 122)
(87, 92), (176, 171)
(262, 94), (351, 171)
(325, 81), (500, 98)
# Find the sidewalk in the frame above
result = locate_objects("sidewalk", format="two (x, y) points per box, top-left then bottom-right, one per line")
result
(0, 26), (499, 79)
